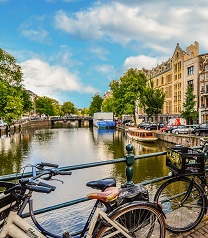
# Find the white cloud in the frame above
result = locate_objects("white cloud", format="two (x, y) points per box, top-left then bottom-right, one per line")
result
(54, 1), (208, 53)
(88, 47), (109, 60)
(123, 55), (166, 71)
(20, 59), (98, 100)
(18, 16), (50, 43)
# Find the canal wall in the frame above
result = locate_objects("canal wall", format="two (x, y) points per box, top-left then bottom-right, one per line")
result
(21, 119), (50, 128)
(155, 132), (201, 146)
(116, 125), (201, 146)
(0, 120), (50, 137)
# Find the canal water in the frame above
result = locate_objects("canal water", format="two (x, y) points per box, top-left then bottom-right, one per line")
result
(0, 126), (172, 235)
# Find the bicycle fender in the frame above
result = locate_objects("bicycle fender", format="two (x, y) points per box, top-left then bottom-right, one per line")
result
(107, 201), (165, 218)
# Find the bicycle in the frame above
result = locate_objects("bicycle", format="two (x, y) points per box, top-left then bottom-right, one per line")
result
(154, 138), (208, 233)
(0, 162), (166, 238)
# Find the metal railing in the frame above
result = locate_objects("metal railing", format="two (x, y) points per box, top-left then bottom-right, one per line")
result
(0, 144), (169, 218)
(2, 143), (206, 221)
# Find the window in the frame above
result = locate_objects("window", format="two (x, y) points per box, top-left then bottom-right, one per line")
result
(200, 84), (204, 93)
(205, 65), (208, 71)
(206, 84), (208, 93)
(200, 74), (204, 81)
(188, 80), (194, 90)
(178, 62), (181, 71)
(187, 66), (194, 75)
(161, 77), (164, 85)
(206, 74), (208, 81)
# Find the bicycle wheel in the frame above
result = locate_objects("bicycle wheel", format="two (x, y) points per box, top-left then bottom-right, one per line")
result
(154, 176), (207, 233)
(96, 201), (166, 238)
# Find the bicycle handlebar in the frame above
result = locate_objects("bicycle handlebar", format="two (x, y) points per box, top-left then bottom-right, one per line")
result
(4, 184), (53, 195)
(33, 168), (72, 180)
(3, 163), (72, 195)
(36, 162), (59, 169)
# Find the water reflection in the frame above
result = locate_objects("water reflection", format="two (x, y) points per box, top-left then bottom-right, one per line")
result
(0, 127), (173, 234)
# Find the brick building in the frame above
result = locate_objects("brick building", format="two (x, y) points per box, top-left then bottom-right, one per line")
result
(137, 41), (208, 124)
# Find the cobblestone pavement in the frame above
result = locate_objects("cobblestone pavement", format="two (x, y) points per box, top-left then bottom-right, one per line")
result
(167, 215), (208, 238)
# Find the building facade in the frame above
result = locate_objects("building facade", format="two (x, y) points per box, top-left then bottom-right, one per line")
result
(139, 41), (208, 124)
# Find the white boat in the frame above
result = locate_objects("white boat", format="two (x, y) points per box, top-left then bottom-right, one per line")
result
(127, 128), (158, 143)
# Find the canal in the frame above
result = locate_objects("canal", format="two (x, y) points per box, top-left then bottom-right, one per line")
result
(0, 126), (173, 235)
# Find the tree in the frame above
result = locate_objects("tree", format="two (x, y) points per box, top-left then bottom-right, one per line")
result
(110, 68), (147, 125)
(35, 96), (61, 116)
(102, 96), (114, 112)
(88, 93), (103, 117)
(21, 89), (33, 114)
(0, 81), (23, 124)
(180, 85), (198, 124)
(140, 79), (165, 129)
(0, 48), (34, 124)
(80, 108), (89, 116)
(61, 101), (78, 116)
(0, 48), (22, 86)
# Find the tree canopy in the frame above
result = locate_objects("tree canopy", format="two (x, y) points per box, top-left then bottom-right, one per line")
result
(0, 48), (22, 86)
(35, 96), (61, 116)
(102, 96), (114, 113)
(140, 79), (165, 127)
(110, 68), (147, 124)
(61, 101), (78, 116)
(0, 48), (33, 124)
(88, 93), (103, 116)
(180, 85), (198, 124)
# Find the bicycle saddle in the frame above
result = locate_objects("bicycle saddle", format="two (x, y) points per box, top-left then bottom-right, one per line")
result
(86, 177), (116, 191)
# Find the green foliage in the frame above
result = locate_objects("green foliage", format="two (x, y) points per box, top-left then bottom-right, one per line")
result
(35, 96), (61, 116)
(180, 85), (198, 124)
(140, 79), (165, 125)
(21, 89), (33, 113)
(0, 48), (34, 124)
(0, 81), (23, 124)
(61, 101), (78, 116)
(102, 96), (114, 112)
(109, 68), (147, 123)
(0, 48), (22, 86)
(89, 93), (103, 116)
(80, 108), (89, 116)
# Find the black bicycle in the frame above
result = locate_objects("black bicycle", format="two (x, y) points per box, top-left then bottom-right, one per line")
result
(0, 162), (166, 237)
(154, 138), (208, 233)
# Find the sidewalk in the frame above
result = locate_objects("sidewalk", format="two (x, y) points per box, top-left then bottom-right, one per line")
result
(167, 214), (208, 238)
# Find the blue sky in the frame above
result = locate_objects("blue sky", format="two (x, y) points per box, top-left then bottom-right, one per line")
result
(1, 0), (208, 109)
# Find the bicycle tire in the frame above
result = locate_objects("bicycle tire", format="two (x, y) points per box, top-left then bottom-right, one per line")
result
(154, 176), (207, 233)
(95, 201), (166, 238)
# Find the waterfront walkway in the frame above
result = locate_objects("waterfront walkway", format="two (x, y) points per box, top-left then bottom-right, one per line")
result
(167, 213), (208, 238)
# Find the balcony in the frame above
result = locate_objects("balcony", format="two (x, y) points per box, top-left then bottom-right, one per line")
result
(200, 90), (208, 96)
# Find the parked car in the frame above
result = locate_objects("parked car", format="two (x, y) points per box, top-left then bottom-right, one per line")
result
(122, 119), (132, 125)
(125, 121), (134, 126)
(191, 123), (208, 136)
(0, 120), (7, 127)
(172, 125), (194, 134)
(161, 125), (179, 133)
(144, 123), (165, 130)
(137, 122), (150, 129)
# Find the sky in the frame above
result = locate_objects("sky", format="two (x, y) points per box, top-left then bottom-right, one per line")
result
(1, 0), (208, 109)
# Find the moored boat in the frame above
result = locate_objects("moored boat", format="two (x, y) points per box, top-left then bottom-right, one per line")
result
(127, 128), (158, 143)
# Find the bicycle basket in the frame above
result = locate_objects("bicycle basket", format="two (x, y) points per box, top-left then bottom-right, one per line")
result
(166, 146), (205, 175)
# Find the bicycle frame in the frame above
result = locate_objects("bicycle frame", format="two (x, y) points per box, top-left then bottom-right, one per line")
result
(0, 197), (131, 238)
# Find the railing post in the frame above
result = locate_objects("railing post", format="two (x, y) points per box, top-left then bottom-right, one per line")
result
(122, 144), (134, 187)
